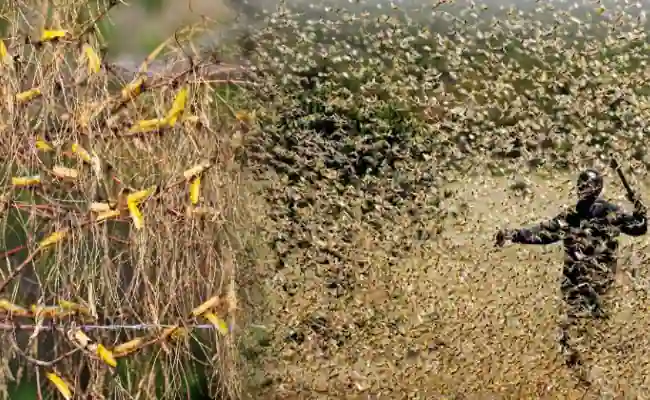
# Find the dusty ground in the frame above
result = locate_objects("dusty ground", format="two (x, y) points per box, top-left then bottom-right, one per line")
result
(250, 170), (650, 399)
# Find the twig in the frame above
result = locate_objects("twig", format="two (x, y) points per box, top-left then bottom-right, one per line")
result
(10, 330), (80, 368)
(0, 248), (41, 294)
(36, 366), (43, 400)
(0, 244), (27, 259)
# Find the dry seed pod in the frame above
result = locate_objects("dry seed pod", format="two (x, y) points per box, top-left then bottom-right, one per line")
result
(113, 338), (144, 357)
(96, 209), (121, 222)
(183, 161), (212, 180)
(71, 329), (92, 348)
(189, 206), (219, 217)
(191, 296), (220, 317)
(51, 166), (79, 180)
(182, 115), (199, 124)
(127, 118), (168, 134)
(90, 202), (114, 213)
(0, 193), (8, 215)
(186, 206), (221, 221)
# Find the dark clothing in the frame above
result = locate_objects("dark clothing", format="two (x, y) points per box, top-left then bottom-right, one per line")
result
(511, 198), (646, 294)
(509, 197), (647, 368)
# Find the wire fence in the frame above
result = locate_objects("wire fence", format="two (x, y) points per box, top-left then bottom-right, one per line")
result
(0, 322), (222, 331)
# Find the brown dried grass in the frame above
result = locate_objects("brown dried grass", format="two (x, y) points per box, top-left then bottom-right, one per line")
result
(0, 1), (250, 398)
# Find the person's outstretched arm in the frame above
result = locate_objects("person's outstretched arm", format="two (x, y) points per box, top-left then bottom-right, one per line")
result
(614, 200), (647, 237)
(497, 211), (570, 246)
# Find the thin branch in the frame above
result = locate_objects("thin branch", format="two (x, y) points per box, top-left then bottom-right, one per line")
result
(0, 248), (40, 294)
(10, 330), (80, 368)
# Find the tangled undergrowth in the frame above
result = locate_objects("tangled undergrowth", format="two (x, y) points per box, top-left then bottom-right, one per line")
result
(0, 1), (249, 399)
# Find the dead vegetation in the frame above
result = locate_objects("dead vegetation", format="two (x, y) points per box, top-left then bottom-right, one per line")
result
(0, 1), (250, 399)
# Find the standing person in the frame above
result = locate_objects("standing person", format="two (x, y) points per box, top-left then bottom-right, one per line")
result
(495, 169), (647, 373)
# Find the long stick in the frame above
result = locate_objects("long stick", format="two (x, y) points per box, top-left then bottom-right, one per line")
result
(610, 156), (635, 199)
(610, 156), (645, 212)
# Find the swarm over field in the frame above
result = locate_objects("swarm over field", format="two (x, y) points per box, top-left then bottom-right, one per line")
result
(235, 0), (650, 397)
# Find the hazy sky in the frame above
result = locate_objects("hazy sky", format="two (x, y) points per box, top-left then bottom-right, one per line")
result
(105, 0), (648, 63)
